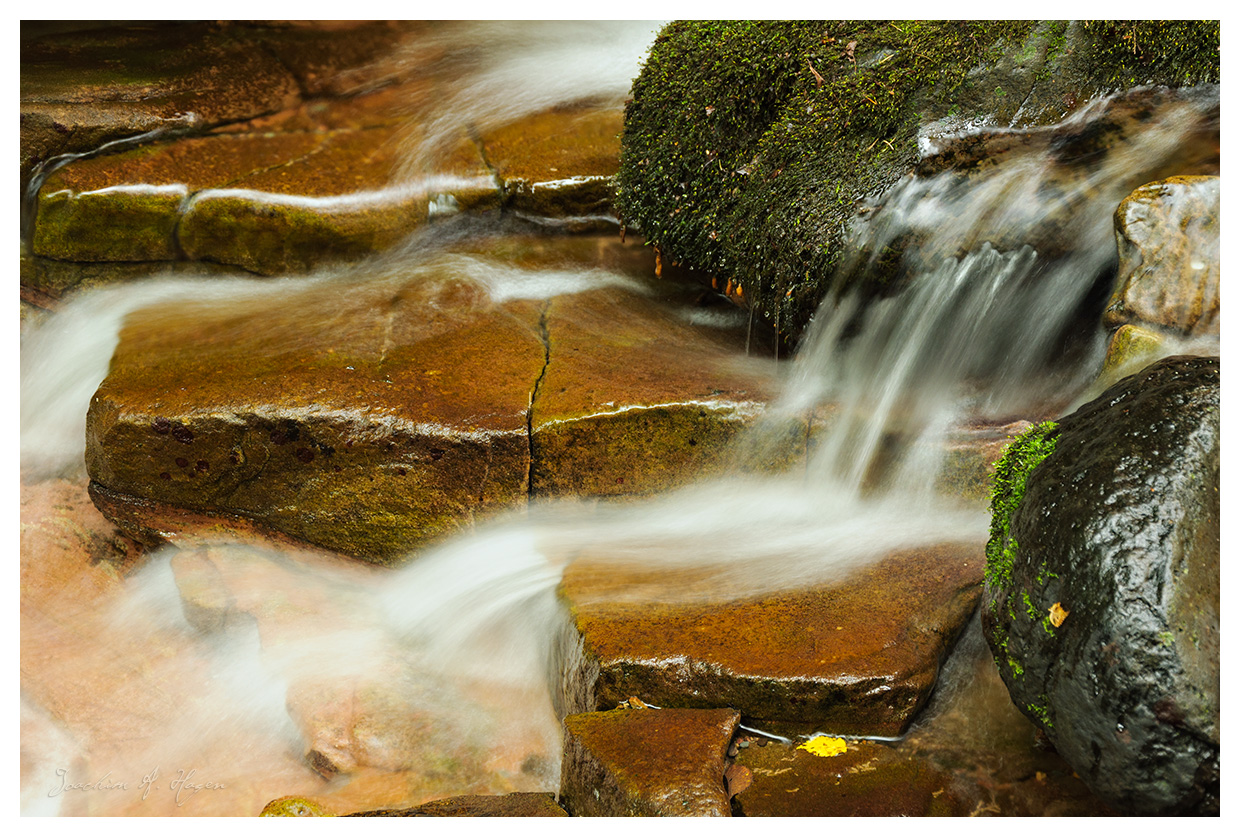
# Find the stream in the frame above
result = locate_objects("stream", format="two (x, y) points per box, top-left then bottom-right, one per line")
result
(19, 22), (1218, 817)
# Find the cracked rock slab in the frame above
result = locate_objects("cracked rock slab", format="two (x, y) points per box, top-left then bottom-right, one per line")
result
(532, 283), (777, 497)
(558, 542), (984, 735)
(559, 707), (740, 816)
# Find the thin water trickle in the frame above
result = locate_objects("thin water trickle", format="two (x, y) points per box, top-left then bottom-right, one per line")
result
(19, 22), (1219, 815)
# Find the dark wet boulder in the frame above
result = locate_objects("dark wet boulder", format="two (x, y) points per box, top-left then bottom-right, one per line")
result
(981, 355), (1219, 814)
(617, 21), (1220, 343)
(559, 707), (739, 816)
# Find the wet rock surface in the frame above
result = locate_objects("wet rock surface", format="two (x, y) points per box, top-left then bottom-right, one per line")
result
(23, 23), (627, 289)
(1105, 175), (1220, 337)
(85, 266), (545, 562)
(733, 618), (1115, 816)
(532, 283), (774, 498)
(559, 542), (983, 735)
(982, 355), (1220, 814)
(480, 105), (623, 222)
(83, 236), (778, 562)
(559, 707), (739, 816)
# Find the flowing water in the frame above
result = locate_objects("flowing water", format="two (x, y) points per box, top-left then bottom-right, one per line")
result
(19, 23), (1220, 816)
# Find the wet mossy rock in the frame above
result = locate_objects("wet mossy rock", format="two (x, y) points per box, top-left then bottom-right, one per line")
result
(617, 21), (1220, 343)
(981, 355), (1219, 814)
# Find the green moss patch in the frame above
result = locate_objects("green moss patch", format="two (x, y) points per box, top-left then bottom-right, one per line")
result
(985, 421), (1059, 595)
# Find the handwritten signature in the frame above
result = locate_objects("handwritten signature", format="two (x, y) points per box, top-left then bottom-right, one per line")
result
(50, 766), (225, 807)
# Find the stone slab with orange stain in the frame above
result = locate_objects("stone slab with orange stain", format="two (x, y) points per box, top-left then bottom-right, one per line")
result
(85, 264), (547, 563)
(25, 25), (630, 283)
(558, 542), (984, 735)
(20, 21), (419, 176)
(32, 111), (498, 275)
(559, 707), (740, 816)
(83, 236), (784, 563)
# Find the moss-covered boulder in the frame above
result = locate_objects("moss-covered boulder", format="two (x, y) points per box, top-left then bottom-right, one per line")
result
(559, 707), (739, 816)
(981, 355), (1219, 814)
(617, 21), (1220, 342)
(558, 542), (983, 735)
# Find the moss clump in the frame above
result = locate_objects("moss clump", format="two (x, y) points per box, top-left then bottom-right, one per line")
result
(985, 421), (1059, 596)
(618, 20), (1220, 345)
(1082, 20), (1220, 90)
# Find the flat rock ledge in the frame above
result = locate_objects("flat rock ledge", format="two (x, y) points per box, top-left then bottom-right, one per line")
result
(557, 542), (984, 736)
(83, 238), (780, 563)
(559, 707), (739, 816)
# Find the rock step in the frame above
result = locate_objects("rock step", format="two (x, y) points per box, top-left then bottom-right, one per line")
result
(559, 707), (740, 816)
(558, 542), (984, 737)
(25, 21), (625, 288)
(84, 236), (779, 563)
(31, 100), (621, 278)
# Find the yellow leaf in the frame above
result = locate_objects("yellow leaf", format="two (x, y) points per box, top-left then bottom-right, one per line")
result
(1049, 602), (1069, 627)
(797, 736), (847, 757)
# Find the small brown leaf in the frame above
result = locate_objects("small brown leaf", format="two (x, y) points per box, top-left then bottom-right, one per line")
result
(807, 58), (824, 88)
(725, 764), (752, 798)
(844, 40), (857, 61)
(1049, 602), (1069, 627)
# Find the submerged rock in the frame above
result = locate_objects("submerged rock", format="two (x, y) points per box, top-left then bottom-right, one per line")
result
(981, 355), (1220, 814)
(1105, 175), (1220, 337)
(733, 737), (967, 816)
(558, 542), (983, 735)
(559, 707), (739, 816)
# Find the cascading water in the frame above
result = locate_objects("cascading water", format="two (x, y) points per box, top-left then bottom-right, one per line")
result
(19, 22), (1219, 816)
